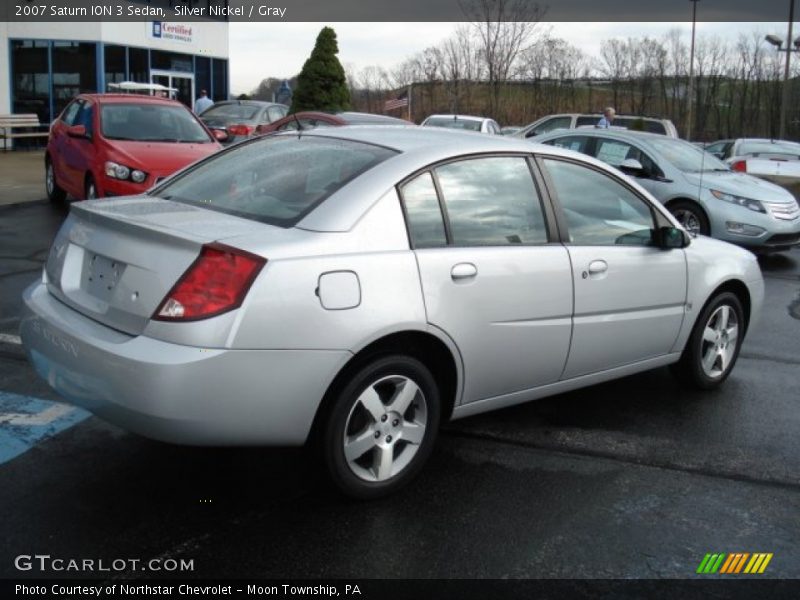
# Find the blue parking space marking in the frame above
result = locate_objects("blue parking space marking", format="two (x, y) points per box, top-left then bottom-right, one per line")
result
(0, 391), (89, 464)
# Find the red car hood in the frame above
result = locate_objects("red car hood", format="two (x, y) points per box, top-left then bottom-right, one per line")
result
(105, 140), (220, 176)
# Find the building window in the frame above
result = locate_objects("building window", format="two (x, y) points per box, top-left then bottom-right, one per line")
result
(152, 50), (193, 73)
(129, 47), (149, 83)
(195, 56), (211, 100)
(52, 42), (97, 118)
(104, 45), (127, 87)
(212, 58), (227, 101)
(11, 40), (50, 123)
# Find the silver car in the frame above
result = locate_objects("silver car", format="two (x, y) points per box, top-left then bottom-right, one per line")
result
(21, 127), (764, 498)
(537, 129), (800, 252)
(420, 114), (501, 134)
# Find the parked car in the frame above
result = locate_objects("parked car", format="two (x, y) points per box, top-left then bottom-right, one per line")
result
(704, 138), (800, 199)
(23, 127), (763, 499)
(515, 113), (679, 138)
(198, 100), (288, 145)
(536, 129), (800, 252)
(500, 126), (522, 136)
(420, 114), (501, 134)
(46, 94), (221, 202)
(257, 111), (409, 134)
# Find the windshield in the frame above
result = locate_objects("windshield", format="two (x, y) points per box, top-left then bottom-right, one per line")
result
(152, 136), (398, 227)
(739, 140), (800, 158)
(101, 104), (212, 143)
(424, 117), (482, 132)
(647, 137), (729, 173)
(200, 103), (260, 121)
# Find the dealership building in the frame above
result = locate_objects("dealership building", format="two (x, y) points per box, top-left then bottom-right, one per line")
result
(0, 19), (229, 124)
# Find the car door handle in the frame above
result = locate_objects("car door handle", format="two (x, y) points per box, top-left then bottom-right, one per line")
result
(451, 263), (478, 281)
(587, 260), (608, 275)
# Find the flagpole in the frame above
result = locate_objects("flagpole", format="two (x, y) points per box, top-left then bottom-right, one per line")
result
(407, 84), (412, 122)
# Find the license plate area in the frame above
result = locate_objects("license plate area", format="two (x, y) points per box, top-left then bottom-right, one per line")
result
(83, 252), (126, 301)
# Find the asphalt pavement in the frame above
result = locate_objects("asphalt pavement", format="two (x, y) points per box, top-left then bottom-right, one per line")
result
(0, 194), (799, 583)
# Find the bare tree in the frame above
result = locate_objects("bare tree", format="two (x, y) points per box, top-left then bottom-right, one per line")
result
(460, 0), (546, 117)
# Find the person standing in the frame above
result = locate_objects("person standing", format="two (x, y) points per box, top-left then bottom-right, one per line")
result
(596, 107), (615, 128)
(195, 90), (214, 114)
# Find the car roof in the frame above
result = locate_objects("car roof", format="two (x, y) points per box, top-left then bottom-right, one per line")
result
(423, 114), (488, 123)
(209, 100), (287, 108)
(538, 128), (675, 144)
(77, 93), (182, 106)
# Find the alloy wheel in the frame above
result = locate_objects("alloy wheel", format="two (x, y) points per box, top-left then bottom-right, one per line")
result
(342, 375), (428, 482)
(700, 304), (739, 379)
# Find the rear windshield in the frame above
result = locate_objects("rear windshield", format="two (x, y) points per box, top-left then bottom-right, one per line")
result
(152, 135), (398, 227)
(101, 104), (212, 143)
(423, 117), (482, 132)
(576, 115), (667, 134)
(738, 140), (800, 158)
(201, 103), (261, 120)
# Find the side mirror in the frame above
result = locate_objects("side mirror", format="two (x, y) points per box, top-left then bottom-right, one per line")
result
(619, 158), (645, 176)
(67, 124), (87, 138)
(657, 226), (690, 249)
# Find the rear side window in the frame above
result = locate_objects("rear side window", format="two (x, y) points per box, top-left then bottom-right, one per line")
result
(154, 136), (397, 227)
(531, 116), (572, 136)
(544, 135), (591, 155)
(400, 172), (447, 248)
(435, 156), (548, 246)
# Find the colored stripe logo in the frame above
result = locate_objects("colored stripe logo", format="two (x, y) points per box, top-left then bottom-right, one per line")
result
(696, 553), (773, 574)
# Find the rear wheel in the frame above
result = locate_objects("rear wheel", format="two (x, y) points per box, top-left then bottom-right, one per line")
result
(322, 355), (440, 499)
(671, 291), (744, 389)
(85, 175), (98, 200)
(668, 200), (709, 236)
(45, 158), (66, 203)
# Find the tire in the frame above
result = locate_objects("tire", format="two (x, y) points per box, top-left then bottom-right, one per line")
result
(45, 158), (66, 203)
(85, 175), (98, 200)
(668, 200), (709, 236)
(671, 291), (744, 390)
(321, 355), (441, 499)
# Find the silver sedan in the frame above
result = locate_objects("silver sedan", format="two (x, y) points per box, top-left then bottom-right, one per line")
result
(21, 127), (764, 498)
(536, 129), (800, 252)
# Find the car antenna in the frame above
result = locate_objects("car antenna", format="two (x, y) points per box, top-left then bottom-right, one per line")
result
(292, 113), (304, 133)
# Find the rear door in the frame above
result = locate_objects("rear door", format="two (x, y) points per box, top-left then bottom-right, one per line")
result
(62, 100), (96, 195)
(538, 155), (687, 379)
(401, 155), (574, 404)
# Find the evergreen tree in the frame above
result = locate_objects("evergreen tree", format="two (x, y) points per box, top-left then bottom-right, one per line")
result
(291, 27), (351, 112)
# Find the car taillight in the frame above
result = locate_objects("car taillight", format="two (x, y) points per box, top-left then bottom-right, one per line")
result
(227, 124), (254, 137)
(731, 160), (747, 173)
(153, 243), (266, 321)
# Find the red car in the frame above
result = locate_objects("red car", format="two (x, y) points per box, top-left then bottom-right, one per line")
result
(46, 94), (221, 202)
(255, 111), (410, 135)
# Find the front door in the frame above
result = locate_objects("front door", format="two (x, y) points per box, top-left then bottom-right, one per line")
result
(539, 156), (687, 379)
(151, 70), (194, 108)
(399, 156), (574, 405)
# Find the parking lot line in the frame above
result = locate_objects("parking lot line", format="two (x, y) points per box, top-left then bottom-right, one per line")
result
(0, 390), (88, 464)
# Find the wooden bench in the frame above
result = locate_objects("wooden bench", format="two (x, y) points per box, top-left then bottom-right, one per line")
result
(0, 114), (50, 151)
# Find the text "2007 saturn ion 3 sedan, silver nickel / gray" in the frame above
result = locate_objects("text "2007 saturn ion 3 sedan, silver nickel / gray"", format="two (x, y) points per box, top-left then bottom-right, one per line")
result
(21, 127), (764, 498)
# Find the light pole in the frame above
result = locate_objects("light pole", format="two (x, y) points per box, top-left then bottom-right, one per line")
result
(685, 0), (700, 141)
(765, 0), (798, 139)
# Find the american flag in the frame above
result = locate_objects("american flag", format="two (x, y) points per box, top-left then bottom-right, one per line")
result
(384, 91), (409, 111)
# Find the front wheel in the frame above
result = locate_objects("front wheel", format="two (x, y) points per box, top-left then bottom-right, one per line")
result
(671, 292), (744, 390)
(322, 355), (440, 499)
(668, 200), (709, 236)
(45, 159), (66, 203)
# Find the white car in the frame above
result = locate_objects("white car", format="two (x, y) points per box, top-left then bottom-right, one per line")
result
(21, 127), (764, 498)
(420, 114), (501, 134)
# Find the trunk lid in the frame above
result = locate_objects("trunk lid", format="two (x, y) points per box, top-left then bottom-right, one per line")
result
(44, 196), (268, 336)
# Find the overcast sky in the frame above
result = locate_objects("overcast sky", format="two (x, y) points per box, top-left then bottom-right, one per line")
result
(229, 21), (791, 95)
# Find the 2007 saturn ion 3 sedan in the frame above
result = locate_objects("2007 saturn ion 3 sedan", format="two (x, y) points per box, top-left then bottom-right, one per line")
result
(21, 127), (764, 498)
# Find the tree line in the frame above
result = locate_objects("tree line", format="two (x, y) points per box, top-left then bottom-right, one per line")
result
(248, 1), (800, 141)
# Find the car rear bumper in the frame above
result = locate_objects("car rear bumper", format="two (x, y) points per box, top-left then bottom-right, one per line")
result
(20, 281), (351, 446)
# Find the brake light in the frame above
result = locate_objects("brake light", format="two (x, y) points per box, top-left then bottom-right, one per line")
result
(731, 160), (747, 173)
(227, 124), (254, 137)
(153, 243), (266, 321)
